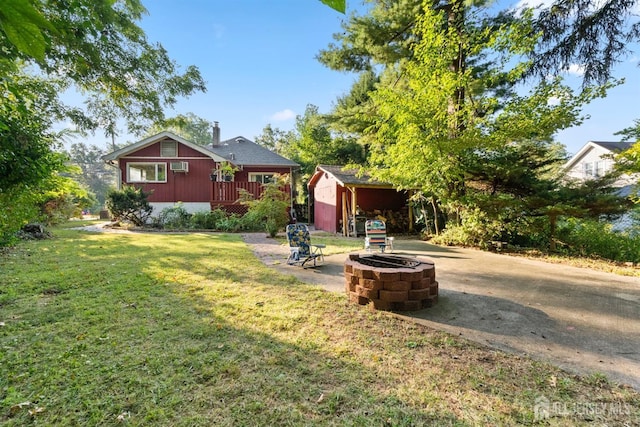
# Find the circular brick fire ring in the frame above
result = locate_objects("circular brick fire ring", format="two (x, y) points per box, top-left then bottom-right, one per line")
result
(344, 253), (438, 311)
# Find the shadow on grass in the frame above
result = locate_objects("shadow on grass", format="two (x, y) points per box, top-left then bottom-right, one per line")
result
(1, 230), (467, 426)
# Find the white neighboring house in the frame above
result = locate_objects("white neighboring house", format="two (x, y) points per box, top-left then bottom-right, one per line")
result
(563, 140), (638, 229)
(564, 141), (635, 186)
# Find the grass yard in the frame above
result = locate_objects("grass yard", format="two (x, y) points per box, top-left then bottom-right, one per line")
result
(1, 226), (638, 426)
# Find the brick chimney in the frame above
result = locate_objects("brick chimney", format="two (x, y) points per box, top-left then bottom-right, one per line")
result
(212, 121), (220, 146)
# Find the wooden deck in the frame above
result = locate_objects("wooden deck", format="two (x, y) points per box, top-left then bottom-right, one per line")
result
(210, 182), (291, 215)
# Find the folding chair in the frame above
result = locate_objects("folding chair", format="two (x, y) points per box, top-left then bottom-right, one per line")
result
(364, 219), (394, 253)
(286, 224), (325, 267)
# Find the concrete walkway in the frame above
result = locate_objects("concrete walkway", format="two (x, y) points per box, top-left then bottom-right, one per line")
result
(243, 233), (640, 391)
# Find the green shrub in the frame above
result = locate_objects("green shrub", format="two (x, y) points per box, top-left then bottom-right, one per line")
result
(239, 175), (290, 237)
(430, 207), (506, 248)
(190, 211), (216, 229)
(41, 193), (81, 225)
(216, 214), (243, 232)
(157, 203), (191, 229)
(240, 209), (267, 232)
(0, 187), (40, 246)
(105, 185), (153, 226)
(558, 218), (640, 263)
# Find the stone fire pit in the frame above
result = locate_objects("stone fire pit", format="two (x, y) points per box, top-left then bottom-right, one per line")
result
(344, 253), (438, 311)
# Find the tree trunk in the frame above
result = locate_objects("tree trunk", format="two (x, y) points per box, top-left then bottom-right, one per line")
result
(549, 214), (557, 252)
(431, 196), (440, 235)
(446, 0), (466, 138)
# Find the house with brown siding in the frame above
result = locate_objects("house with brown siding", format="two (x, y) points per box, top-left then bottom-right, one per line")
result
(103, 124), (298, 216)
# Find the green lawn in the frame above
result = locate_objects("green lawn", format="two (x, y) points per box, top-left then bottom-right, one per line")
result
(1, 227), (638, 426)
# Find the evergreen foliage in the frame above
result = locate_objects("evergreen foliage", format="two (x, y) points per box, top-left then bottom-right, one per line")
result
(105, 186), (153, 227)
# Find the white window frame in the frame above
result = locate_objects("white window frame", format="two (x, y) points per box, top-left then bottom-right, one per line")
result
(583, 162), (594, 177)
(248, 173), (274, 184)
(127, 162), (167, 183)
(160, 140), (177, 157)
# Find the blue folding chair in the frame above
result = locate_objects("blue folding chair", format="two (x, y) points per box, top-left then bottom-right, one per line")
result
(286, 224), (325, 267)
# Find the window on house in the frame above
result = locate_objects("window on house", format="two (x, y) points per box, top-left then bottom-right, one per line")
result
(583, 162), (594, 177)
(160, 140), (177, 157)
(127, 163), (167, 183)
(595, 160), (606, 177)
(249, 173), (274, 184)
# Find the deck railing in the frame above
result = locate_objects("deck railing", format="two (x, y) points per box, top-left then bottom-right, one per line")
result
(211, 181), (290, 203)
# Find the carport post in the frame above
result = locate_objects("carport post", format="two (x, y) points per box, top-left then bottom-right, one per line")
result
(408, 190), (414, 232)
(341, 192), (348, 237)
(351, 187), (358, 237)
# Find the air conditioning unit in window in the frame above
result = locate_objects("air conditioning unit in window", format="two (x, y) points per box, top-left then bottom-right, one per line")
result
(170, 161), (189, 172)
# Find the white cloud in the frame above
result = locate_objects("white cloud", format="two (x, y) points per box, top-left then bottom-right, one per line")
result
(270, 109), (296, 121)
(566, 64), (585, 76)
(547, 96), (561, 106)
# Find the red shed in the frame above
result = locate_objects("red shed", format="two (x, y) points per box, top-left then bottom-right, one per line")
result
(307, 165), (413, 236)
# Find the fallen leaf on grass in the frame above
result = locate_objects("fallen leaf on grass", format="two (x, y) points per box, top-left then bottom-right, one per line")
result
(117, 411), (130, 421)
(28, 407), (45, 416)
(316, 393), (325, 403)
(10, 401), (31, 415)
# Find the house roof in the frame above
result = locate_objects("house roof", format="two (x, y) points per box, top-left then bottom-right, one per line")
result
(207, 136), (299, 167)
(102, 131), (227, 163)
(308, 165), (394, 189)
(589, 141), (634, 153)
(563, 140), (635, 170)
(102, 131), (299, 168)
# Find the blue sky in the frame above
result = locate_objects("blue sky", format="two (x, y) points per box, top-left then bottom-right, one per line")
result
(69, 0), (639, 156)
(69, 0), (363, 150)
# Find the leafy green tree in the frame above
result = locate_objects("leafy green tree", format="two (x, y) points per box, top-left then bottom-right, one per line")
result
(65, 142), (116, 211)
(0, 69), (81, 243)
(85, 94), (122, 151)
(529, 0), (640, 85)
(317, 0), (421, 72)
(239, 175), (291, 237)
(326, 70), (380, 153)
(284, 105), (365, 179)
(611, 128), (640, 181)
(145, 113), (216, 145)
(363, 2), (612, 243)
(0, 0), (206, 135)
(39, 169), (96, 225)
(527, 173), (630, 250)
(1, 72), (70, 193)
(0, 187), (40, 246)
(0, 0), (205, 245)
(254, 124), (296, 155)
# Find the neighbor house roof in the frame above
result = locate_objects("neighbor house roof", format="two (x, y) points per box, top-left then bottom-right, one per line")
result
(207, 136), (299, 167)
(308, 165), (394, 189)
(103, 131), (299, 168)
(589, 141), (634, 152)
(563, 140), (635, 170)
